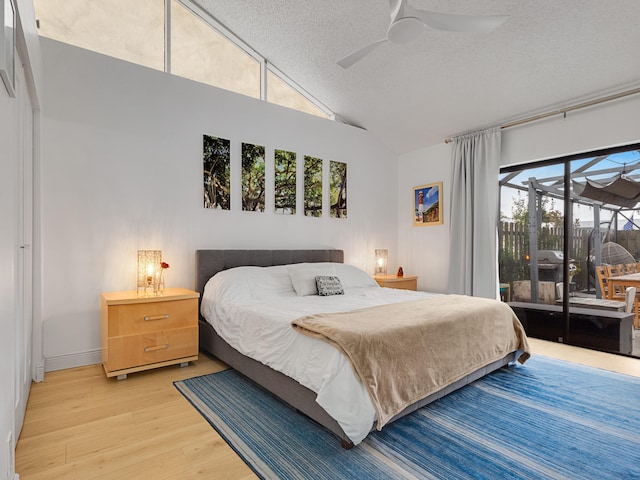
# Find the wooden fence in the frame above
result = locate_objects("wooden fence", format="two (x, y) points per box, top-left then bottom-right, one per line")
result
(499, 222), (590, 287)
(499, 222), (589, 259)
(499, 222), (640, 290)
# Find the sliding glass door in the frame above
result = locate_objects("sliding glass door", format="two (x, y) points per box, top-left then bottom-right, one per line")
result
(499, 144), (640, 357)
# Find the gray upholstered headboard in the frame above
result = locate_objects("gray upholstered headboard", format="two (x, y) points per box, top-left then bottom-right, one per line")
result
(195, 249), (344, 298)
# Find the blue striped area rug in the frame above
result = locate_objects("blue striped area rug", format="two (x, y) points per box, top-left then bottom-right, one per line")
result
(174, 356), (640, 479)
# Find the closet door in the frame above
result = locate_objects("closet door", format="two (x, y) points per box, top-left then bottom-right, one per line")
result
(15, 60), (33, 437)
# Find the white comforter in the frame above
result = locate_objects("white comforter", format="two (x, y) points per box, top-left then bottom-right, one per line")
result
(200, 263), (440, 445)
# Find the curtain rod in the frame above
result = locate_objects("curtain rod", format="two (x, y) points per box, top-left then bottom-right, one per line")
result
(444, 86), (640, 144)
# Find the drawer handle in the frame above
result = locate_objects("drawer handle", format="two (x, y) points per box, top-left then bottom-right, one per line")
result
(144, 344), (169, 353)
(144, 314), (170, 321)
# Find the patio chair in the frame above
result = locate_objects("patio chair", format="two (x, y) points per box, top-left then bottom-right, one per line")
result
(625, 286), (636, 314)
(595, 265), (609, 298)
(607, 264), (628, 297)
(622, 286), (640, 330)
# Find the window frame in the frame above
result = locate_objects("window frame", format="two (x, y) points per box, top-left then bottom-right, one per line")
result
(266, 62), (334, 119)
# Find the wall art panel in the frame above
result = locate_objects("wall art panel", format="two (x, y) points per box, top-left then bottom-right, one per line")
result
(304, 155), (322, 217)
(274, 149), (296, 214)
(203, 135), (231, 210)
(241, 142), (265, 212)
(330, 160), (347, 218)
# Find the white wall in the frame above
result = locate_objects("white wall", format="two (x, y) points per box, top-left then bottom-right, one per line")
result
(398, 93), (640, 293)
(501, 93), (640, 167)
(40, 38), (399, 371)
(396, 143), (451, 293)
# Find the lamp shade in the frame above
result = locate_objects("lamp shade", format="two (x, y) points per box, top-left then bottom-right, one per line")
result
(375, 249), (388, 275)
(137, 250), (162, 295)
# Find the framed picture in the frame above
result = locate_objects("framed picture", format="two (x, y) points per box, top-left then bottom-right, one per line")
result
(413, 182), (442, 226)
(0, 0), (15, 98)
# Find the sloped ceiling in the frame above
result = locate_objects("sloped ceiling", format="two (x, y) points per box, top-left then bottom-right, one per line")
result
(194, 0), (640, 155)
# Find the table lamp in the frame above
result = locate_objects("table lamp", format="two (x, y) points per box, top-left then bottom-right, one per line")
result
(375, 249), (388, 275)
(137, 250), (162, 296)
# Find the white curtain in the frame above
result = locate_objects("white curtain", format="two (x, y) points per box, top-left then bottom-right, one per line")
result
(448, 127), (502, 299)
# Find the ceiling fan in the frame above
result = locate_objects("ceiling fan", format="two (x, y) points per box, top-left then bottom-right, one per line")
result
(337, 0), (509, 69)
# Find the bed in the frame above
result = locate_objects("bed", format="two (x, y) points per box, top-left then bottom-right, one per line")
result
(196, 249), (530, 448)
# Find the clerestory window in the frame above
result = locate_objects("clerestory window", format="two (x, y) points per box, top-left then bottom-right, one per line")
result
(34, 0), (332, 119)
(170, 0), (260, 99)
(35, 0), (165, 71)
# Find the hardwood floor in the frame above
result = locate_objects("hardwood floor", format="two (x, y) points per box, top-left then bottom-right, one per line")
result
(16, 341), (640, 479)
(15, 353), (256, 480)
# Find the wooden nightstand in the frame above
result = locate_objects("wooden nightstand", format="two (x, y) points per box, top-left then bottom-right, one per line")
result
(373, 274), (418, 291)
(100, 288), (200, 380)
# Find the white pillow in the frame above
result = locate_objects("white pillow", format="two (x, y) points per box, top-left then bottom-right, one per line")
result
(333, 263), (379, 289)
(249, 265), (297, 299)
(287, 263), (337, 296)
(203, 265), (295, 305)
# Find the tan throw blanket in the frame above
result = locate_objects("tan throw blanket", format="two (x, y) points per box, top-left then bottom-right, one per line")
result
(291, 295), (530, 429)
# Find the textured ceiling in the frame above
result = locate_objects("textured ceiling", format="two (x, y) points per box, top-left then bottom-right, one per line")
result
(193, 0), (640, 155)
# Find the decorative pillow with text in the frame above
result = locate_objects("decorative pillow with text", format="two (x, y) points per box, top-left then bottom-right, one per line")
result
(315, 276), (345, 296)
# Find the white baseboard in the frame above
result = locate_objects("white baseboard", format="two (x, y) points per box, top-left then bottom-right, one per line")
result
(45, 348), (101, 372)
(34, 364), (44, 383)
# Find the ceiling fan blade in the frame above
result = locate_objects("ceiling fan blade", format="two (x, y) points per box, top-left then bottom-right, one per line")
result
(388, 0), (406, 22)
(411, 8), (509, 33)
(337, 39), (387, 69)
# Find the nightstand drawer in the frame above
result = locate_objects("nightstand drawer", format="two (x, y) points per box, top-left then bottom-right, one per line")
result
(384, 278), (417, 290)
(107, 298), (198, 336)
(105, 327), (198, 371)
(373, 275), (418, 290)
